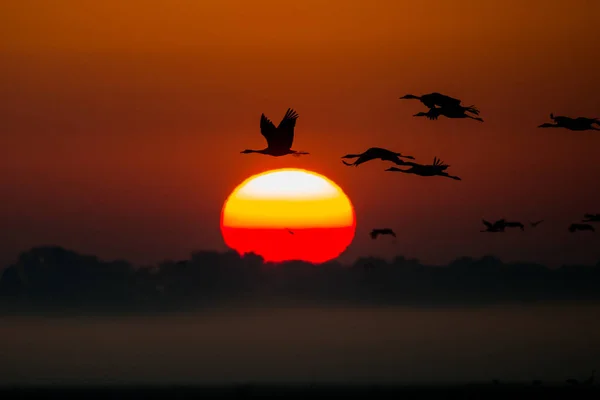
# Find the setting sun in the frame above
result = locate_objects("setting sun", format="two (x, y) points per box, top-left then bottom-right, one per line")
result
(221, 169), (356, 263)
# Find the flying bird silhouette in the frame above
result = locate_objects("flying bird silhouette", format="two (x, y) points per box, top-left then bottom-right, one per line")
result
(413, 105), (483, 122)
(241, 108), (309, 156)
(538, 113), (600, 131)
(582, 213), (600, 223)
(385, 157), (461, 181)
(481, 219), (506, 232)
(399, 92), (470, 110)
(530, 220), (544, 227)
(568, 223), (595, 233)
(370, 228), (396, 239)
(341, 147), (414, 167)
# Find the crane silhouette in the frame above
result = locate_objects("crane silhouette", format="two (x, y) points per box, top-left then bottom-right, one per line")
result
(341, 147), (414, 167)
(568, 223), (595, 233)
(530, 220), (544, 227)
(370, 228), (396, 239)
(241, 108), (309, 157)
(398, 92), (474, 111)
(538, 113), (600, 131)
(413, 105), (483, 122)
(385, 157), (461, 181)
(481, 219), (506, 232)
(582, 213), (600, 223)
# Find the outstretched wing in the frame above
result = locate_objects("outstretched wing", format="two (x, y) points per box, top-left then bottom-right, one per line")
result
(430, 92), (462, 108)
(277, 108), (299, 150)
(260, 114), (277, 146)
(432, 157), (449, 170)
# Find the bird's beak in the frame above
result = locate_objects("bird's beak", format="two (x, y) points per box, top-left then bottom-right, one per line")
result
(405, 155), (415, 159)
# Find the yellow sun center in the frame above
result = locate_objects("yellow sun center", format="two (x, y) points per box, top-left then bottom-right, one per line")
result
(222, 169), (354, 229)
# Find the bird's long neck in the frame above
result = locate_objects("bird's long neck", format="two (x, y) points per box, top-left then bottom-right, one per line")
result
(244, 149), (269, 154)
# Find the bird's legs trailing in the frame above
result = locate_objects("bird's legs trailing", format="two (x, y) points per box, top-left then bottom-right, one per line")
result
(466, 114), (484, 122)
(440, 172), (462, 181)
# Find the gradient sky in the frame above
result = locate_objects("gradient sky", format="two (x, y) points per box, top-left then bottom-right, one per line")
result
(1, 0), (600, 267)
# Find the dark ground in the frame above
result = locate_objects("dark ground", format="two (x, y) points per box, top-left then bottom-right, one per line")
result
(0, 384), (598, 399)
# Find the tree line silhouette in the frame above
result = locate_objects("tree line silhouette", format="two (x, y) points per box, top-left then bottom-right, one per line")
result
(1, 246), (600, 314)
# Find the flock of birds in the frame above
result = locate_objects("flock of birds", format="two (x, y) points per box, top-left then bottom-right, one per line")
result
(240, 92), (599, 240)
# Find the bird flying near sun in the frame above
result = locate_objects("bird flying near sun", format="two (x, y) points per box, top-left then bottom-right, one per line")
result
(241, 108), (310, 157)
(221, 169), (355, 263)
(538, 113), (600, 131)
(399, 92), (464, 109)
(341, 147), (414, 167)
(385, 157), (462, 181)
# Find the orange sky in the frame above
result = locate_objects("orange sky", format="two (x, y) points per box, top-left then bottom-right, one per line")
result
(1, 0), (599, 266)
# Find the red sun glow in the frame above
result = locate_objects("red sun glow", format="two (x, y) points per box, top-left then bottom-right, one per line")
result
(220, 168), (356, 263)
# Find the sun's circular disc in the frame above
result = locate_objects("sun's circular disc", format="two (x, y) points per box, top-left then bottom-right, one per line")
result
(221, 168), (356, 264)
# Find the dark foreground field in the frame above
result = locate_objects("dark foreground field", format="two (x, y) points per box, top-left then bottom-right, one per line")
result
(1, 384), (599, 399)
